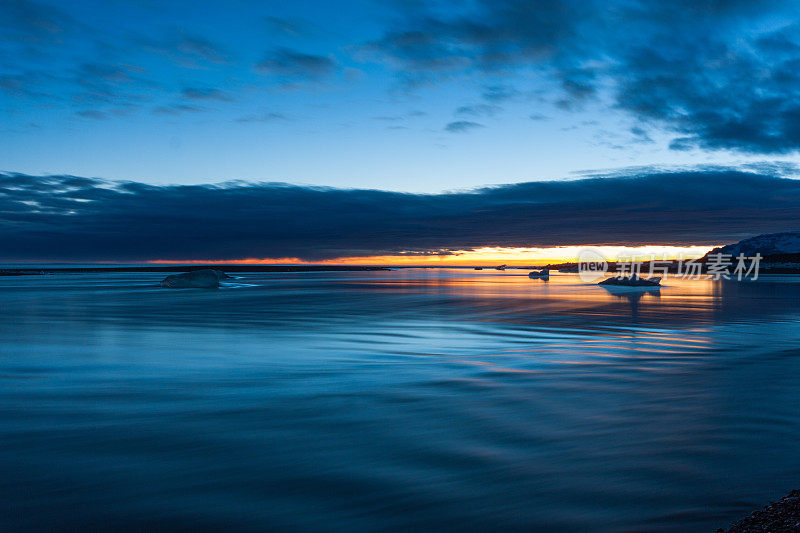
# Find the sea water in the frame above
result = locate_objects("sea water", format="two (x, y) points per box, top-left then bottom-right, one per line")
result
(1, 269), (799, 531)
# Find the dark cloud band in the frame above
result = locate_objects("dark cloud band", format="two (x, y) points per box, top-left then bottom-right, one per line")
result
(1, 169), (799, 261)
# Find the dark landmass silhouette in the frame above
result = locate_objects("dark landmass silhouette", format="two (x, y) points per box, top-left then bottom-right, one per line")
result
(704, 231), (800, 258)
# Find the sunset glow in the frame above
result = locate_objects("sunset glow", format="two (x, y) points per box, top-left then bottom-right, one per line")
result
(149, 245), (716, 266)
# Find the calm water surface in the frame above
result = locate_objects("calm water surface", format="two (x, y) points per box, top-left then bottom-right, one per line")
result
(1, 269), (800, 531)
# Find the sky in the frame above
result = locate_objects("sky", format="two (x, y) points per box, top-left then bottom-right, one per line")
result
(2, 0), (800, 263)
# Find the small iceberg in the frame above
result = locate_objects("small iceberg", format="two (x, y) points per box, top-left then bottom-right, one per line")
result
(528, 268), (550, 279)
(598, 274), (661, 287)
(160, 269), (230, 289)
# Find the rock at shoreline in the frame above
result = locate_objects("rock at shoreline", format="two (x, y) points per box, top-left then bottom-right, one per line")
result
(160, 269), (228, 289)
(718, 489), (800, 532)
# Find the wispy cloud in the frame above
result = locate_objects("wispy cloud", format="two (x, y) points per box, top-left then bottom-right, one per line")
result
(455, 104), (501, 117)
(263, 16), (306, 36)
(255, 47), (336, 83)
(235, 111), (287, 123)
(445, 120), (484, 133)
(175, 34), (231, 64)
(141, 32), (232, 66)
(76, 109), (107, 120)
(181, 87), (231, 101)
(0, 0), (78, 44)
(153, 104), (203, 115)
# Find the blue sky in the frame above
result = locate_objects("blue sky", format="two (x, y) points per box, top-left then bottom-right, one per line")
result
(4, 0), (800, 193)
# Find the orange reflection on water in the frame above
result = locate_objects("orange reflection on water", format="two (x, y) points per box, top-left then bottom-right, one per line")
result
(357, 270), (724, 370)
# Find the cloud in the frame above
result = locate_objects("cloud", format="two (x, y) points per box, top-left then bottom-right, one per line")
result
(0, 72), (53, 98)
(181, 87), (231, 101)
(455, 104), (501, 117)
(153, 104), (203, 115)
(630, 126), (654, 144)
(365, 0), (585, 77)
(76, 109), (107, 120)
(372, 110), (428, 121)
(74, 63), (137, 93)
(263, 16), (305, 36)
(141, 32), (232, 66)
(68, 62), (151, 109)
(445, 120), (484, 132)
(0, 6), (230, 112)
(235, 111), (287, 123)
(482, 85), (520, 102)
(0, 0), (77, 44)
(611, 25), (800, 154)
(2, 168), (799, 262)
(367, 0), (800, 154)
(174, 34), (230, 64)
(5, 0), (800, 156)
(255, 47), (336, 82)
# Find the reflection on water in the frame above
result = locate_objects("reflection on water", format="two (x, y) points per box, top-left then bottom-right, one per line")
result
(1, 269), (800, 531)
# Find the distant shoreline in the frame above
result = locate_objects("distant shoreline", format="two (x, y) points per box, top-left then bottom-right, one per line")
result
(0, 265), (394, 275)
(3, 260), (800, 275)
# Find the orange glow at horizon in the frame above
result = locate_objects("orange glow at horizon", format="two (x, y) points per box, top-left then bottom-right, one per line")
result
(148, 245), (717, 266)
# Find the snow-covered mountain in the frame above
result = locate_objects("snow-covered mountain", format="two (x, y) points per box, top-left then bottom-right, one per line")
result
(707, 232), (800, 257)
